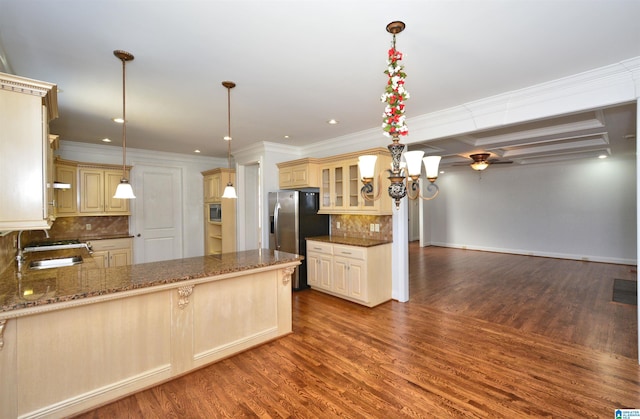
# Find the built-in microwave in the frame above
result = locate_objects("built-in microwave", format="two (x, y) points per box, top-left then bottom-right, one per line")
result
(209, 203), (222, 222)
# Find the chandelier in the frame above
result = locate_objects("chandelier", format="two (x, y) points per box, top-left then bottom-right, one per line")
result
(358, 21), (441, 209)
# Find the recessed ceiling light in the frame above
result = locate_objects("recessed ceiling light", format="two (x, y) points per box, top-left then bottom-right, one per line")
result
(194, 149), (201, 153)
(327, 119), (339, 125)
(102, 138), (111, 143)
(598, 154), (608, 159)
(112, 117), (124, 124)
(284, 135), (290, 139)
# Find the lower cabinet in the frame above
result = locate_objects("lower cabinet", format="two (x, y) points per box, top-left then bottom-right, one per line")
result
(89, 237), (133, 268)
(306, 240), (391, 307)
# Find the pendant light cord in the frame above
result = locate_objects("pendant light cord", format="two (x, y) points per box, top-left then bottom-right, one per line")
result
(227, 85), (231, 174)
(121, 57), (127, 179)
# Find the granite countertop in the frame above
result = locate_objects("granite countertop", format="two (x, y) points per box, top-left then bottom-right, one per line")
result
(306, 235), (392, 247)
(0, 249), (301, 315)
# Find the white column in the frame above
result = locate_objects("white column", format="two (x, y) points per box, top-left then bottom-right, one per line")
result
(636, 98), (640, 364)
(392, 197), (409, 302)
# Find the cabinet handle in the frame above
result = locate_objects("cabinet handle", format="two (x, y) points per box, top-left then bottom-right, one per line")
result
(341, 251), (352, 255)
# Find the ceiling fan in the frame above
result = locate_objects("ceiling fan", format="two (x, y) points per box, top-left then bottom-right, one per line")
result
(454, 153), (513, 171)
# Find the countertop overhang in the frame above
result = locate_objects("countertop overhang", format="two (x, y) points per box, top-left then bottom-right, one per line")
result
(0, 249), (302, 317)
(306, 235), (392, 247)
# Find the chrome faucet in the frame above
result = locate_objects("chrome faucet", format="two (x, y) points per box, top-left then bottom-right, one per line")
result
(16, 229), (50, 267)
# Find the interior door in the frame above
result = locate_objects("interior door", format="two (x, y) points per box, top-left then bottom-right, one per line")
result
(132, 164), (183, 263)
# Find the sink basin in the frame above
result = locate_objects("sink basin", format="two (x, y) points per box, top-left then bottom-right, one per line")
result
(29, 255), (83, 270)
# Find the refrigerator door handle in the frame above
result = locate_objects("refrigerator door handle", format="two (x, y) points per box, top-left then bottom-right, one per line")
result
(273, 202), (281, 250)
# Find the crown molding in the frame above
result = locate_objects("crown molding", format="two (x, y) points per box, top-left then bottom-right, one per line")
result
(405, 56), (640, 144)
(58, 140), (224, 167)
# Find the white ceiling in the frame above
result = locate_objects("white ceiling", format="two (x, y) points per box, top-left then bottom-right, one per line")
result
(0, 0), (638, 167)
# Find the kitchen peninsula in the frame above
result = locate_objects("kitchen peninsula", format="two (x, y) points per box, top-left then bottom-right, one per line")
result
(0, 249), (301, 419)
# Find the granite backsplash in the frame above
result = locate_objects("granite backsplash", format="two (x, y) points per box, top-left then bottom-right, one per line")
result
(330, 214), (392, 241)
(0, 216), (129, 275)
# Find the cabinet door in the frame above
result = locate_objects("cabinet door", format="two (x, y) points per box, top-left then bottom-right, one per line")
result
(332, 257), (349, 296)
(291, 164), (310, 187)
(79, 169), (104, 213)
(92, 250), (108, 268)
(110, 248), (132, 267)
(55, 164), (78, 215)
(347, 162), (360, 210)
(347, 259), (367, 301)
(332, 165), (345, 210)
(278, 167), (293, 189)
(105, 170), (129, 213)
(320, 167), (331, 209)
(319, 256), (332, 290)
(203, 174), (221, 202)
(306, 252), (320, 287)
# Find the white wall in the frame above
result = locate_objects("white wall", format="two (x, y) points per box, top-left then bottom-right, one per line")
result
(57, 141), (224, 258)
(426, 154), (637, 264)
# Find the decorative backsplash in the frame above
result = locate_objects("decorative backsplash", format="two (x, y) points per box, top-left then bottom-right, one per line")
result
(0, 217), (129, 275)
(48, 216), (129, 240)
(331, 214), (392, 241)
(0, 233), (15, 274)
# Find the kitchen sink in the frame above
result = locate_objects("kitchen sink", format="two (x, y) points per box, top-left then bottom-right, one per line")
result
(29, 255), (83, 270)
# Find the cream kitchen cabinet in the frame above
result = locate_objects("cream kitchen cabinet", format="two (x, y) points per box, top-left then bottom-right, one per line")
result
(54, 158), (78, 216)
(277, 158), (321, 189)
(306, 240), (392, 307)
(0, 72), (58, 231)
(79, 164), (131, 215)
(202, 168), (236, 255)
(89, 237), (133, 268)
(306, 240), (333, 289)
(318, 148), (393, 215)
(202, 168), (235, 203)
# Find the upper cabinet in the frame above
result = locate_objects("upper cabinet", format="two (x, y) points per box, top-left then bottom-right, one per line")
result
(54, 157), (78, 216)
(318, 148), (393, 215)
(53, 158), (131, 217)
(202, 168), (235, 203)
(0, 72), (58, 231)
(277, 158), (321, 189)
(78, 163), (131, 215)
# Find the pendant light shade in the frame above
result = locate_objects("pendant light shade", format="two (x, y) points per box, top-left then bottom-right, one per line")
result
(222, 81), (237, 199)
(113, 50), (135, 199)
(114, 179), (136, 199)
(222, 183), (238, 199)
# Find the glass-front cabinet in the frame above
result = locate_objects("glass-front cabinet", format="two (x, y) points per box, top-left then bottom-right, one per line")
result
(319, 148), (392, 215)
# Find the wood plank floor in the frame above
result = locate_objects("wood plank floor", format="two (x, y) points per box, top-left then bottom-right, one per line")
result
(74, 244), (639, 418)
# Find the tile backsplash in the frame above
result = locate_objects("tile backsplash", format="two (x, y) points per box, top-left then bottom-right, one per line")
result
(0, 233), (16, 274)
(331, 214), (392, 241)
(49, 216), (129, 240)
(0, 216), (129, 274)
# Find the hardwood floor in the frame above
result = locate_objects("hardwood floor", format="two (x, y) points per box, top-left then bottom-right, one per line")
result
(74, 244), (639, 418)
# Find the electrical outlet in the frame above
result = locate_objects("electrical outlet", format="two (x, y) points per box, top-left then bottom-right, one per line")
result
(374, 224), (380, 232)
(370, 223), (375, 232)
(336, 222), (340, 229)
(86, 224), (92, 231)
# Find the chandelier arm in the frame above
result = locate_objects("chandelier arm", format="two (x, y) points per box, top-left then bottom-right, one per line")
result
(406, 177), (419, 200)
(418, 182), (440, 201)
(360, 170), (385, 202)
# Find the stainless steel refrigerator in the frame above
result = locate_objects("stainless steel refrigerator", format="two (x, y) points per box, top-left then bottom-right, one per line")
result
(268, 191), (329, 291)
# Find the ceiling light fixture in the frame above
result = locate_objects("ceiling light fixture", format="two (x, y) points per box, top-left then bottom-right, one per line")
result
(470, 153), (490, 171)
(221, 81), (238, 199)
(358, 21), (440, 209)
(112, 50), (135, 199)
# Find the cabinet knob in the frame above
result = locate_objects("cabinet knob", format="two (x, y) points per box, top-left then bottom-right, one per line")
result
(136, 234), (141, 237)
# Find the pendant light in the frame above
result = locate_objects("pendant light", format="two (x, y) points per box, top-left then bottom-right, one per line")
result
(113, 50), (136, 199)
(221, 81), (237, 199)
